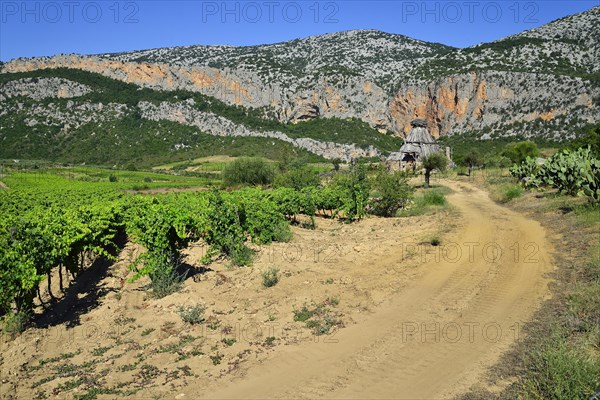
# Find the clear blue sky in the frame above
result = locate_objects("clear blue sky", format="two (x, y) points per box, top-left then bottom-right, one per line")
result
(1, 1), (597, 61)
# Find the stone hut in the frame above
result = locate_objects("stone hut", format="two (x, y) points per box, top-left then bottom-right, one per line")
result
(387, 119), (444, 170)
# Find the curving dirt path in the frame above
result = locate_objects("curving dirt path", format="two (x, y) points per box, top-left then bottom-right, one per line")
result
(196, 180), (554, 399)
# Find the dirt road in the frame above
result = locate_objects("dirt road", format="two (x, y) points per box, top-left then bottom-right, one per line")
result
(197, 180), (554, 399)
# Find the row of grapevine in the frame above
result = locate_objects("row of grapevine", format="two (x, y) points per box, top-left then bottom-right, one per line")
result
(0, 191), (124, 317)
(509, 147), (600, 203)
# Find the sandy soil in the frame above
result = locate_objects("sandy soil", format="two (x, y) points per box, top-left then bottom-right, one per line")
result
(0, 180), (554, 399)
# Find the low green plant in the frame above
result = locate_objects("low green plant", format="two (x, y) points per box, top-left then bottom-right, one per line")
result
(177, 304), (206, 325)
(140, 328), (155, 337)
(293, 305), (315, 322)
(148, 260), (187, 299)
(210, 353), (223, 365)
(262, 267), (280, 288)
(91, 346), (112, 357)
(264, 336), (276, 346)
(421, 190), (447, 206)
(1, 309), (31, 335)
(500, 184), (524, 203)
(221, 338), (236, 347)
(519, 339), (600, 400)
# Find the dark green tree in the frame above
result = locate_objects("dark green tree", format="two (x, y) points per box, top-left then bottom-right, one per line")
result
(463, 150), (483, 176)
(421, 153), (448, 188)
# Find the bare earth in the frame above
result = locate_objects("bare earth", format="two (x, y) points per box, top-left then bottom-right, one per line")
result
(0, 180), (554, 399)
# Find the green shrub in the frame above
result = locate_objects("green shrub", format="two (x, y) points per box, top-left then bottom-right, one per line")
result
(177, 304), (206, 325)
(369, 170), (414, 217)
(273, 166), (320, 190)
(108, 174), (118, 182)
(148, 259), (187, 299)
(503, 141), (540, 164)
(500, 184), (523, 203)
(330, 162), (370, 221)
(293, 305), (315, 322)
(261, 267), (280, 288)
(1, 309), (31, 336)
(222, 157), (275, 187)
(272, 220), (293, 242)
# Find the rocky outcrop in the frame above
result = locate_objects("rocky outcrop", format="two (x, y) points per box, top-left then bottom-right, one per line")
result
(289, 101), (320, 122)
(138, 100), (379, 161)
(0, 100), (129, 132)
(389, 71), (600, 139)
(1, 55), (281, 109)
(0, 77), (92, 101)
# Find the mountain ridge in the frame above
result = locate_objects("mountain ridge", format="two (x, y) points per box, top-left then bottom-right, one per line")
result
(1, 7), (598, 164)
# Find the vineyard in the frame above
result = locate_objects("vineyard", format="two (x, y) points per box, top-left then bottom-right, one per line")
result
(0, 162), (399, 332)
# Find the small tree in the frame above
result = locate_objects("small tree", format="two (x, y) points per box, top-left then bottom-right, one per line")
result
(463, 150), (482, 176)
(223, 157), (275, 187)
(503, 141), (539, 164)
(332, 158), (342, 172)
(421, 153), (448, 188)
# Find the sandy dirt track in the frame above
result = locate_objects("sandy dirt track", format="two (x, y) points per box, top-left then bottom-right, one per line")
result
(196, 180), (555, 399)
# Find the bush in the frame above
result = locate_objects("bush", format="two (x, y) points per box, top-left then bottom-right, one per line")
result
(262, 267), (280, 288)
(330, 162), (370, 221)
(272, 220), (293, 242)
(369, 170), (414, 217)
(273, 166), (320, 190)
(148, 259), (187, 299)
(1, 310), (31, 336)
(108, 174), (118, 182)
(503, 141), (539, 164)
(177, 304), (206, 325)
(222, 157), (275, 187)
(499, 184), (523, 203)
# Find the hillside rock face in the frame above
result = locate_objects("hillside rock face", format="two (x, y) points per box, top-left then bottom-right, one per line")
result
(390, 71), (599, 139)
(138, 100), (379, 161)
(0, 77), (92, 101)
(1, 7), (599, 151)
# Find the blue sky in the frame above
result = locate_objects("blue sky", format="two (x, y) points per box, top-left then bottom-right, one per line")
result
(1, 1), (597, 61)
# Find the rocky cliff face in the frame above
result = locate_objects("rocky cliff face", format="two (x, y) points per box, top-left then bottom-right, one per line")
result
(389, 71), (599, 139)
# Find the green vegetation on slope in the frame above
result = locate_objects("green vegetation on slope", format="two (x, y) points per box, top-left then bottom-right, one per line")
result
(0, 68), (402, 166)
